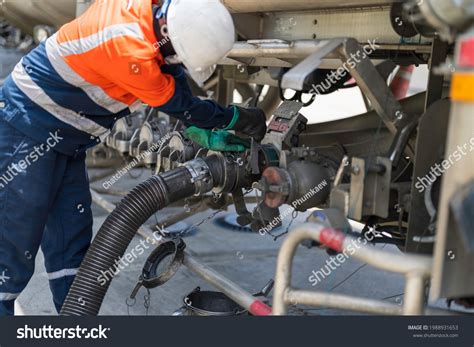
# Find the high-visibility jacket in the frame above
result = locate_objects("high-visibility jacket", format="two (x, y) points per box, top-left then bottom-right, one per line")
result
(0, 0), (233, 156)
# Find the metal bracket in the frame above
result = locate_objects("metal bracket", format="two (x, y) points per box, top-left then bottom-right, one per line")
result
(232, 189), (253, 226)
(281, 37), (415, 158)
(281, 38), (345, 91)
(349, 157), (392, 220)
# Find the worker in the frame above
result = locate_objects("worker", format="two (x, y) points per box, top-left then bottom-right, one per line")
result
(0, 0), (267, 315)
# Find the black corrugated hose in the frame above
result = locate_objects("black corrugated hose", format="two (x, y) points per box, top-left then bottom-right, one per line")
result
(60, 167), (197, 315)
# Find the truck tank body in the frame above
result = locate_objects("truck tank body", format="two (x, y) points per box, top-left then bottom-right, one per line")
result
(0, 0), (76, 35)
(221, 0), (394, 13)
(0, 0), (394, 34)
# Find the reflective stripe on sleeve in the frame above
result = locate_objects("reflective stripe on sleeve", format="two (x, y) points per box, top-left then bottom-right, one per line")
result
(11, 61), (110, 137)
(57, 22), (144, 57)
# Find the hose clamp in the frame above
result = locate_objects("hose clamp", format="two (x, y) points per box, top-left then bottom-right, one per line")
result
(184, 158), (214, 196)
(130, 239), (186, 299)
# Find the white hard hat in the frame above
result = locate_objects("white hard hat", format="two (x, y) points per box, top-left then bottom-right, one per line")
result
(164, 0), (235, 85)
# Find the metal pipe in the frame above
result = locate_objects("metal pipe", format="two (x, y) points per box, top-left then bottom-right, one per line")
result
(273, 224), (314, 314)
(226, 40), (432, 62)
(183, 252), (272, 316)
(221, 0), (394, 13)
(222, 41), (430, 71)
(273, 223), (433, 315)
(286, 290), (461, 316)
(404, 274), (427, 315)
(342, 243), (432, 277)
(229, 40), (338, 60)
(286, 290), (403, 315)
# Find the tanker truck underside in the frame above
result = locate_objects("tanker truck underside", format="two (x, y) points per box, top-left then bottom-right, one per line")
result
(1, 0), (473, 315)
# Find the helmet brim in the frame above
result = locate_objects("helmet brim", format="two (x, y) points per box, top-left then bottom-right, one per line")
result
(184, 64), (216, 86)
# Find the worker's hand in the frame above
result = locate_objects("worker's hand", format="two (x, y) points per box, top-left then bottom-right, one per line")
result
(226, 106), (267, 142)
(185, 127), (250, 152)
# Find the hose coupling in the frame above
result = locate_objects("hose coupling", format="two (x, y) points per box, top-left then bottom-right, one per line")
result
(183, 158), (214, 196)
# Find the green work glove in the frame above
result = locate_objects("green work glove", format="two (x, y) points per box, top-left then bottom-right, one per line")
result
(185, 127), (250, 152)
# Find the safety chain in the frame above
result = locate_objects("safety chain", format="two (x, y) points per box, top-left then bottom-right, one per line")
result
(126, 288), (152, 316)
(175, 208), (225, 239)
